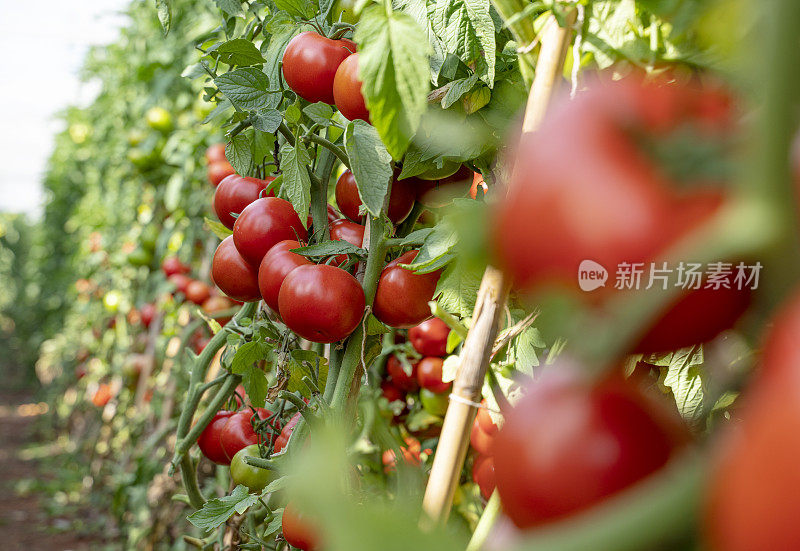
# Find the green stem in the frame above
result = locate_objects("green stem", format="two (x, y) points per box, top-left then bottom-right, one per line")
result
(180, 454), (207, 509)
(323, 344), (341, 403)
(310, 146), (334, 242)
(304, 134), (350, 169)
(466, 491), (502, 551)
(329, 216), (390, 412)
(278, 122), (296, 146)
(395, 202), (424, 238)
(243, 456), (279, 470)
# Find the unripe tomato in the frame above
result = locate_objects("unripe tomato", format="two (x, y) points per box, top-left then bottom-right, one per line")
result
(420, 388), (449, 416)
(409, 318), (450, 357)
(168, 273), (191, 295)
(127, 247), (152, 267)
(472, 455), (497, 500)
(386, 355), (418, 392)
(198, 410), (235, 465)
(328, 219), (365, 265)
(282, 502), (320, 551)
(335, 170), (415, 224)
(416, 357), (450, 393)
(373, 251), (442, 328)
(258, 240), (311, 311)
(493, 364), (690, 528)
(233, 197), (308, 266)
(162, 256), (190, 277)
(333, 53), (369, 122)
(185, 280), (212, 305)
(214, 175), (273, 229)
(230, 444), (275, 492)
(211, 236), (261, 302)
(220, 408), (277, 461)
(332, 0), (359, 23)
(145, 106), (172, 133)
(415, 165), (473, 205)
(470, 417), (494, 456)
(278, 264), (365, 343)
(206, 143), (227, 164)
(274, 412), (301, 453)
(282, 31), (355, 104)
(208, 161), (235, 187)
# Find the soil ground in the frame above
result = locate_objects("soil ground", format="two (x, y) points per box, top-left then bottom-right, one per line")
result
(0, 390), (104, 550)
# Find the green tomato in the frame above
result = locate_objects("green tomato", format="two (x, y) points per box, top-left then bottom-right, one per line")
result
(332, 0), (359, 23)
(140, 225), (159, 253)
(127, 128), (148, 147)
(420, 388), (449, 417)
(145, 106), (173, 133)
(127, 247), (152, 267)
(230, 444), (275, 492)
(416, 162), (461, 181)
(103, 290), (122, 313)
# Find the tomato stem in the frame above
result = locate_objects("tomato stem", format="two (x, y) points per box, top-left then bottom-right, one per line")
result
(466, 490), (501, 551)
(305, 133), (350, 169)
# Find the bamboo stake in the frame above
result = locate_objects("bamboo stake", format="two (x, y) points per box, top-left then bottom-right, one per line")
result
(420, 9), (577, 527)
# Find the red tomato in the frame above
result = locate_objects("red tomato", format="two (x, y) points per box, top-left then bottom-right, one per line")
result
(219, 408), (277, 461)
(373, 250), (442, 328)
(282, 31), (355, 104)
(198, 410), (235, 465)
(278, 264), (365, 343)
(381, 380), (406, 403)
(408, 318), (450, 357)
(476, 400), (499, 436)
(213, 174), (273, 229)
(206, 143), (227, 164)
(139, 303), (156, 328)
(335, 170), (415, 224)
(470, 171), (488, 199)
(211, 236), (261, 302)
(257, 240), (311, 312)
(493, 364), (690, 528)
(162, 256), (190, 276)
(208, 160), (235, 187)
(274, 412), (301, 453)
(333, 53), (369, 121)
(168, 273), (192, 295)
(416, 357), (450, 393)
(329, 218), (365, 265)
(233, 197), (308, 266)
(382, 436), (428, 472)
(470, 417), (494, 456)
(202, 295), (235, 324)
(473, 455), (497, 500)
(704, 299), (800, 551)
(185, 280), (212, 305)
(490, 77), (730, 292)
(327, 204), (341, 223)
(282, 502), (320, 551)
(91, 383), (114, 407)
(386, 355), (418, 392)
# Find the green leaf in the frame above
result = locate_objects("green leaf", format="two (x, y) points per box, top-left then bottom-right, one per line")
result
(366, 314), (391, 335)
(217, 39), (266, 67)
(230, 341), (264, 374)
(252, 130), (276, 166)
(406, 409), (442, 431)
(430, 0), (496, 83)
(226, 134), (252, 176)
(436, 261), (481, 317)
(275, 0), (316, 19)
(251, 109), (282, 133)
(510, 326), (545, 375)
(279, 141), (312, 226)
(303, 103), (335, 127)
(404, 221), (458, 274)
(215, 0), (244, 16)
(215, 68), (274, 111)
(656, 346), (706, 426)
(155, 0), (172, 34)
(400, 228), (434, 246)
(290, 241), (366, 258)
(344, 121), (393, 217)
(187, 486), (258, 532)
(441, 74), (479, 109)
(204, 218), (233, 240)
(356, 6), (432, 159)
(241, 366), (269, 407)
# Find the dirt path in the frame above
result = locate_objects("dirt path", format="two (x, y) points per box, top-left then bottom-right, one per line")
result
(0, 391), (101, 550)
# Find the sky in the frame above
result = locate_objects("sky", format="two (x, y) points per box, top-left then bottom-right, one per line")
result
(0, 0), (130, 218)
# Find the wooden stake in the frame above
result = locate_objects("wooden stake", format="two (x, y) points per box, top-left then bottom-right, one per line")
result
(420, 8), (577, 527)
